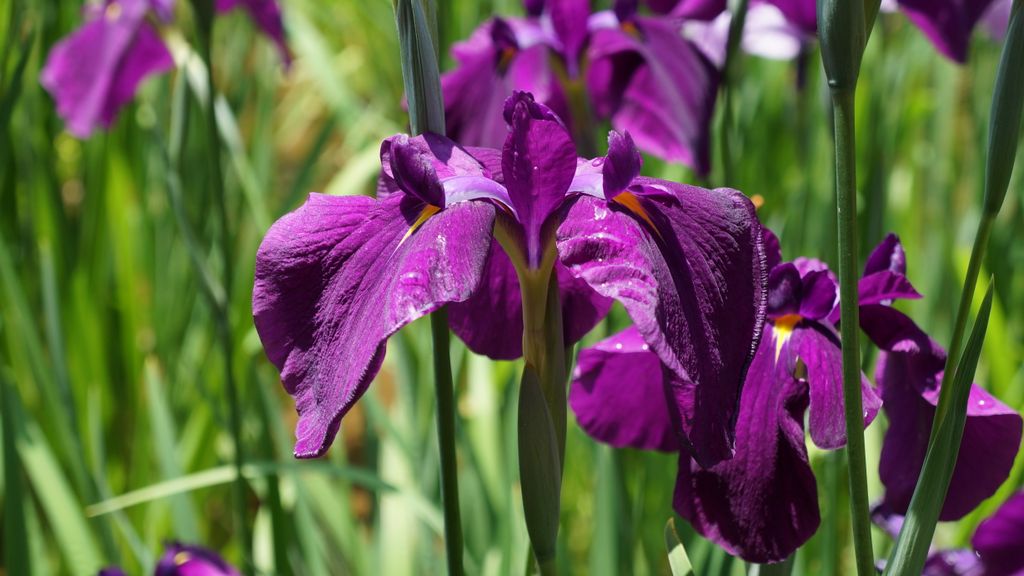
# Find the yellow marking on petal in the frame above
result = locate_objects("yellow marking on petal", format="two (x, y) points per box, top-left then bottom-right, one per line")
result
(751, 194), (765, 210)
(772, 314), (802, 362)
(613, 191), (663, 240)
(498, 47), (518, 72)
(621, 21), (641, 37)
(399, 204), (442, 247)
(105, 1), (123, 20)
(174, 552), (191, 566)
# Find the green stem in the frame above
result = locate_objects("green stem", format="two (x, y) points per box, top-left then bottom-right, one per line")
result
(192, 14), (251, 572)
(430, 309), (465, 576)
(719, 0), (751, 185)
(393, 1), (464, 572)
(932, 215), (993, 430)
(830, 89), (875, 576)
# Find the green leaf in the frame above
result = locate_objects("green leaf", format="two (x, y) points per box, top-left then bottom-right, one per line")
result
(394, 0), (445, 135)
(518, 364), (562, 569)
(2, 370), (31, 576)
(983, 0), (1024, 216)
(884, 280), (995, 576)
(665, 518), (695, 576)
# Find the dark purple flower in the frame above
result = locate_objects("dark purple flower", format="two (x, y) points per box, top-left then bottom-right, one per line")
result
(40, 0), (175, 138)
(216, 0), (290, 64)
(155, 542), (239, 576)
(440, 0), (721, 175)
(859, 235), (1022, 521)
(255, 93), (766, 460)
(570, 232), (877, 562)
(895, 0), (999, 62)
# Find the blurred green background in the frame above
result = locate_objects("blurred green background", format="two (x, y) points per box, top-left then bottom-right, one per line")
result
(1, 0), (1022, 574)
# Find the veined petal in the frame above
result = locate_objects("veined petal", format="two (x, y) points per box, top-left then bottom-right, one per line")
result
(973, 491), (1024, 576)
(587, 17), (719, 174)
(253, 194), (495, 457)
(40, 1), (173, 138)
(557, 181), (766, 466)
(569, 327), (682, 451)
(674, 331), (819, 563)
(503, 92), (578, 267)
(788, 322), (880, 450)
(447, 240), (612, 359)
(875, 318), (1023, 520)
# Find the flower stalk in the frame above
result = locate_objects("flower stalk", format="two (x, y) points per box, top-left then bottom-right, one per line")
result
(189, 1), (251, 571)
(719, 0), (751, 184)
(818, 0), (873, 573)
(393, 1), (464, 574)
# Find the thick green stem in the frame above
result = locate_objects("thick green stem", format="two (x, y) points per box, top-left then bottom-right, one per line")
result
(430, 309), (465, 576)
(719, 0), (751, 184)
(830, 89), (875, 576)
(393, 1), (464, 572)
(191, 8), (251, 571)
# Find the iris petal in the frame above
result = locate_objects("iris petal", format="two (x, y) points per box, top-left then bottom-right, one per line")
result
(557, 181), (766, 467)
(253, 194), (495, 457)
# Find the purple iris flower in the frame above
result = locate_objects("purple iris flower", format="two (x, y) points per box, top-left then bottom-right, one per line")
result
(980, 0), (1013, 40)
(858, 235), (1022, 521)
(253, 92), (767, 461)
(40, 0), (175, 138)
(41, 0), (288, 138)
(441, 0), (720, 175)
(894, 0), (1001, 62)
(154, 542), (240, 576)
(569, 230), (879, 563)
(874, 491), (1024, 576)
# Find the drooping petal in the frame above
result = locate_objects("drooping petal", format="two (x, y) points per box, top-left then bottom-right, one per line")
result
(40, 0), (174, 138)
(253, 194), (495, 457)
(569, 327), (682, 451)
(503, 92), (578, 267)
(216, 0), (290, 64)
(874, 318), (1023, 520)
(788, 323), (880, 450)
(587, 17), (719, 175)
(447, 240), (612, 359)
(973, 491), (1024, 576)
(155, 542), (240, 576)
(897, 0), (998, 62)
(557, 181), (766, 466)
(858, 271), (922, 306)
(674, 330), (819, 563)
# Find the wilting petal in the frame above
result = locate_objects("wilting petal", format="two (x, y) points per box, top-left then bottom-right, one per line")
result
(447, 240), (612, 359)
(557, 181), (766, 466)
(155, 542), (240, 576)
(216, 0), (290, 64)
(253, 194), (495, 457)
(587, 17), (719, 174)
(875, 324), (1023, 520)
(973, 491), (1024, 576)
(674, 331), (818, 563)
(569, 327), (682, 451)
(503, 92), (578, 266)
(897, 0), (998, 62)
(40, 1), (174, 138)
(788, 323), (879, 450)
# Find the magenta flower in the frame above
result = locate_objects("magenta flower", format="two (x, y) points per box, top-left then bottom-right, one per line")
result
(441, 0), (721, 175)
(253, 92), (767, 461)
(570, 230), (879, 563)
(154, 542), (239, 576)
(859, 235), (1022, 521)
(41, 0), (289, 138)
(40, 0), (175, 138)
